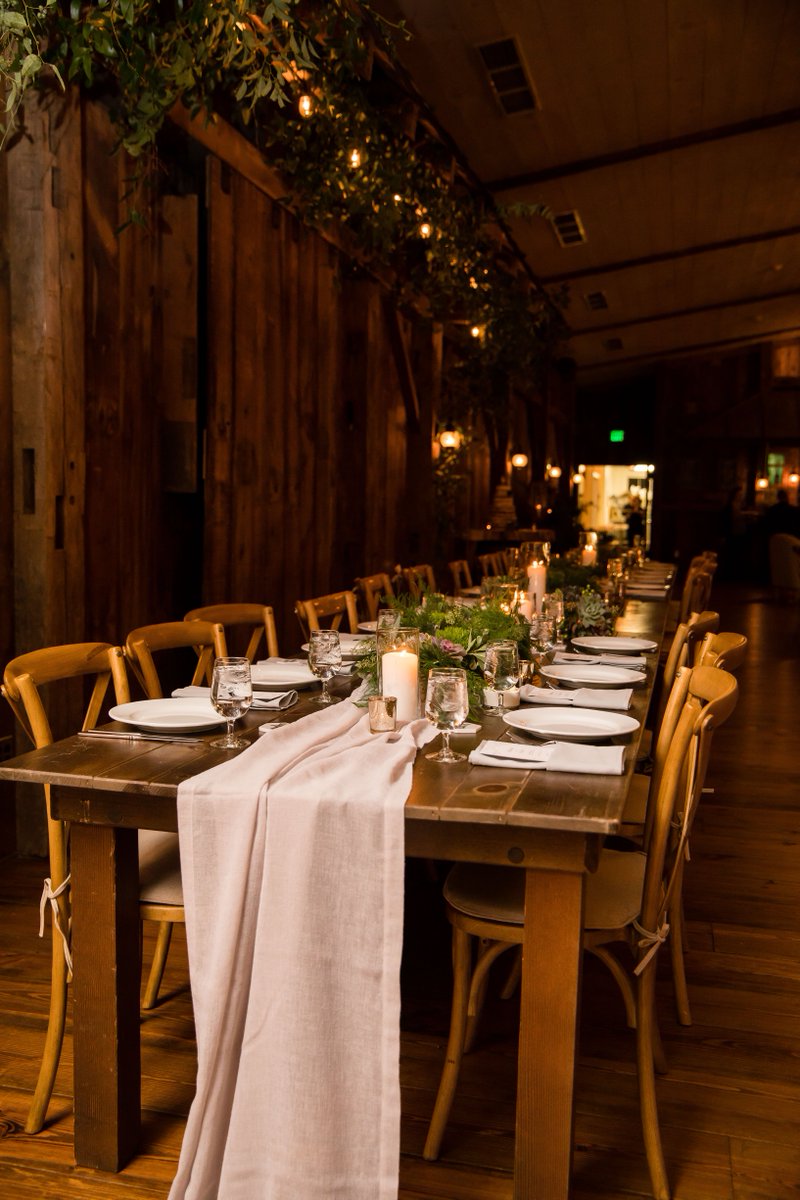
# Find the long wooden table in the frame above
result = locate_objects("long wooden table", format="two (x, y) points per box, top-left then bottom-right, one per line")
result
(0, 600), (666, 1198)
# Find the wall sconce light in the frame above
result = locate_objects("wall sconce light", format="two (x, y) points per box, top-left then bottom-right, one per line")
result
(788, 470), (800, 485)
(439, 426), (462, 450)
(510, 452), (529, 469)
(755, 475), (769, 490)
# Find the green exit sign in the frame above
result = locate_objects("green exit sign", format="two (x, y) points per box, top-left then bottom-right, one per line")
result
(609, 429), (625, 443)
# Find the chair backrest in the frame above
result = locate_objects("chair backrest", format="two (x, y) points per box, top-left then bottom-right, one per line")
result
(448, 559), (474, 593)
(696, 630), (748, 672)
(678, 564), (715, 624)
(2, 643), (131, 885)
(294, 590), (359, 640)
(402, 564), (437, 599)
(354, 574), (395, 622)
(124, 620), (228, 699)
(184, 603), (279, 663)
(769, 533), (800, 590)
(640, 665), (738, 960)
(477, 552), (503, 579)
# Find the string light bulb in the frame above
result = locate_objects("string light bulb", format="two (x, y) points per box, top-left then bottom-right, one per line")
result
(470, 324), (485, 340)
(419, 221), (432, 239)
(547, 465), (562, 479)
(298, 94), (313, 118)
(439, 426), (462, 450)
(348, 147), (362, 170)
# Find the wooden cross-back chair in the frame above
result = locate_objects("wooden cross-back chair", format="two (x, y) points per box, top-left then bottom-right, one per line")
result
(423, 664), (739, 1200)
(294, 590), (359, 641)
(1, 643), (184, 1133)
(402, 563), (437, 599)
(184, 604), (279, 671)
(124, 619), (228, 699)
(448, 559), (474, 594)
(354, 573), (395, 623)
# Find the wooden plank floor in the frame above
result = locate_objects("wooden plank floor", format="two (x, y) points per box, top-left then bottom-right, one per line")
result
(0, 583), (798, 1198)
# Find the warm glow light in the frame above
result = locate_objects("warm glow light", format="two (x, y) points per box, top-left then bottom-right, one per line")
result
(469, 276), (478, 289)
(393, 193), (402, 202)
(511, 452), (529, 469)
(439, 427), (462, 450)
(572, 472), (583, 485)
(298, 94), (313, 118)
(591, 470), (601, 479)
(419, 221), (432, 238)
(348, 147), (362, 169)
(632, 463), (649, 473)
(578, 464), (586, 473)
(548, 465), (562, 479)
(755, 475), (769, 490)
(789, 471), (800, 484)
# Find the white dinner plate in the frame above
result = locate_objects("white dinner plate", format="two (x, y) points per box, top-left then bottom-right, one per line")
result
(571, 636), (658, 654)
(358, 621), (377, 633)
(539, 664), (645, 688)
(251, 660), (319, 690)
(300, 632), (370, 660)
(503, 707), (640, 741)
(108, 698), (224, 733)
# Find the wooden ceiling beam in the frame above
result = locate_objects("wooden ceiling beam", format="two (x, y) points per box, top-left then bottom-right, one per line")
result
(488, 106), (800, 191)
(581, 325), (800, 372)
(570, 286), (800, 337)
(539, 224), (800, 285)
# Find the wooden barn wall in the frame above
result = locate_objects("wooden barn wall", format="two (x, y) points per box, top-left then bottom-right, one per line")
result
(203, 161), (431, 653)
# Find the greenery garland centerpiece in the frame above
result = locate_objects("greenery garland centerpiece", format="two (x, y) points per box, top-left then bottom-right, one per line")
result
(355, 593), (531, 721)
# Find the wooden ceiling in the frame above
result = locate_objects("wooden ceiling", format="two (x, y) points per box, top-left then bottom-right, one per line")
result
(375, 0), (800, 381)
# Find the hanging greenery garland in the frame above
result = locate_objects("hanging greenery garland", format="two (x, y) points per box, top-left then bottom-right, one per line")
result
(1, 0), (569, 419)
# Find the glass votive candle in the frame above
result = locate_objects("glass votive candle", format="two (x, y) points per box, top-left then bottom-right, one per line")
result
(368, 695), (397, 733)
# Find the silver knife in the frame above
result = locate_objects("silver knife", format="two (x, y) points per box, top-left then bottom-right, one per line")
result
(81, 729), (207, 746)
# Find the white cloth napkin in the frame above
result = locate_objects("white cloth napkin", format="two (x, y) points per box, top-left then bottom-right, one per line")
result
(173, 685), (298, 711)
(520, 684), (633, 711)
(469, 738), (626, 775)
(170, 699), (436, 1200)
(555, 652), (647, 670)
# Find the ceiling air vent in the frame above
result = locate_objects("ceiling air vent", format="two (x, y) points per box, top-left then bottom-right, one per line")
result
(476, 38), (537, 115)
(584, 291), (608, 311)
(603, 337), (624, 352)
(553, 210), (586, 247)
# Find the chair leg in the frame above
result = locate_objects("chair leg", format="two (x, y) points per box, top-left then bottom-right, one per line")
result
(141, 920), (173, 1011)
(588, 945), (637, 1029)
(669, 865), (692, 1026)
(499, 945), (522, 1000)
(423, 926), (472, 1161)
(25, 935), (69, 1133)
(636, 961), (671, 1200)
(463, 939), (514, 1053)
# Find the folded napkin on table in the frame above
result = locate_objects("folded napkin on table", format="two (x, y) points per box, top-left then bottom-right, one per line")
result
(469, 738), (626, 775)
(554, 652), (648, 670)
(172, 685), (298, 711)
(520, 684), (633, 711)
(170, 698), (436, 1200)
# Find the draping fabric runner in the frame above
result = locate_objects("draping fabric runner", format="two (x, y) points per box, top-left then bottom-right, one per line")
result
(170, 699), (435, 1200)
(469, 738), (626, 774)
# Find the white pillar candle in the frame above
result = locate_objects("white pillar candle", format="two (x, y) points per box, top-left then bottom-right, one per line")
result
(527, 563), (547, 614)
(380, 649), (419, 723)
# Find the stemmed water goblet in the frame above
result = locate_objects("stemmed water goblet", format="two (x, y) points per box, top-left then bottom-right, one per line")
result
(482, 640), (520, 713)
(424, 667), (469, 762)
(209, 656), (253, 749)
(308, 629), (343, 705)
(528, 616), (557, 683)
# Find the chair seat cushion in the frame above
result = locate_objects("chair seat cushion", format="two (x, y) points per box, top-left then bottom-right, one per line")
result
(138, 830), (183, 906)
(443, 846), (646, 935)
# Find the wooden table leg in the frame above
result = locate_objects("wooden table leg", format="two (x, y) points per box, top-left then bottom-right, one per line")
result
(70, 821), (141, 1170)
(515, 867), (584, 1199)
